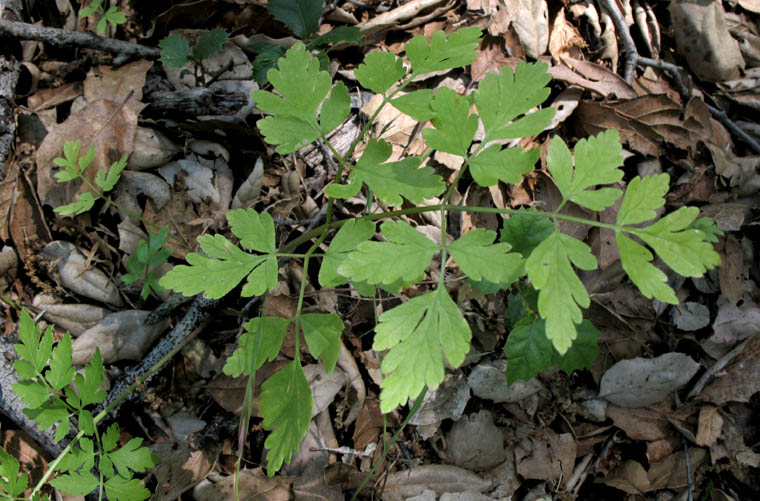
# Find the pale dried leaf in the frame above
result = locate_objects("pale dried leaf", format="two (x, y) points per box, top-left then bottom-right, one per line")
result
(505, 0), (549, 59)
(381, 465), (491, 501)
(447, 410), (506, 471)
(599, 353), (700, 407)
(32, 293), (109, 337)
(152, 441), (215, 501)
(695, 406), (723, 446)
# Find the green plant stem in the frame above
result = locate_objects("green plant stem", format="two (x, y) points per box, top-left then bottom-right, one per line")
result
(281, 204), (624, 253)
(350, 388), (427, 501)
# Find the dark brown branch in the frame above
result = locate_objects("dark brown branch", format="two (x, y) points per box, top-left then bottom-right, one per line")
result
(0, 19), (160, 60)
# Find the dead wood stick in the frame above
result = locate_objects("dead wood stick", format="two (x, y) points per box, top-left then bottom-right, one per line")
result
(0, 19), (160, 60)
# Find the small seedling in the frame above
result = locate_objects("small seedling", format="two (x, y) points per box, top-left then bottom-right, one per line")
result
(159, 29), (229, 87)
(0, 311), (160, 500)
(121, 227), (173, 299)
(80, 0), (127, 35)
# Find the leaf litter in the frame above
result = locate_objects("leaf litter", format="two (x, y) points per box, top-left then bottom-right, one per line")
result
(1, 0), (760, 499)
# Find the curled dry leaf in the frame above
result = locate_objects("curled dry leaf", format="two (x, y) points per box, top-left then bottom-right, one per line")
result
(159, 156), (220, 205)
(410, 372), (470, 432)
(39, 241), (123, 308)
(72, 310), (170, 365)
(188, 139), (230, 162)
(127, 127), (180, 170)
(33, 293), (109, 336)
(305, 364), (347, 417)
(231, 157), (264, 210)
(114, 171), (171, 222)
(0, 245), (18, 291)
(151, 441), (215, 501)
(598, 353), (700, 408)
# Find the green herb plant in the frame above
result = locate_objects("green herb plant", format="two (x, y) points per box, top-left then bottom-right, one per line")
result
(52, 140), (173, 299)
(157, 27), (722, 479)
(159, 29), (230, 87)
(0, 311), (160, 500)
(250, 0), (361, 84)
(79, 0), (127, 35)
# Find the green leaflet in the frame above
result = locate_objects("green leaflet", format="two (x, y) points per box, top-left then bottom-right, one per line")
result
(301, 313), (343, 372)
(617, 174), (669, 225)
(390, 90), (435, 122)
(632, 206), (721, 277)
(423, 87), (478, 157)
(469, 144), (539, 187)
(160, 209), (278, 299)
(223, 317), (291, 377)
(252, 43), (339, 153)
(319, 219), (375, 287)
(319, 81), (350, 134)
(525, 231), (597, 355)
(617, 233), (677, 304)
(500, 209), (554, 258)
(373, 288), (471, 413)
(505, 314), (600, 384)
(346, 139), (445, 206)
(267, 0), (322, 38)
(548, 130), (624, 211)
(448, 228), (523, 284)
(474, 60), (554, 141)
(355, 51), (406, 94)
(405, 27), (482, 75)
(338, 220), (437, 286)
(260, 361), (313, 475)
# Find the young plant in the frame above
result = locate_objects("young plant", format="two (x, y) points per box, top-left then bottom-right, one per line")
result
(0, 311), (160, 500)
(53, 140), (127, 216)
(158, 27), (722, 478)
(121, 227), (173, 300)
(52, 141), (176, 297)
(80, 0), (127, 35)
(159, 29), (229, 87)
(250, 0), (361, 84)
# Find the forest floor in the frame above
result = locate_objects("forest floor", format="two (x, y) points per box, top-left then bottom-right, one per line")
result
(1, 0), (759, 499)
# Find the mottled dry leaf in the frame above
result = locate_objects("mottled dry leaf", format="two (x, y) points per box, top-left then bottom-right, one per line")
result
(72, 310), (170, 364)
(606, 401), (671, 441)
(447, 410), (506, 471)
(152, 441), (215, 501)
(600, 459), (649, 495)
(381, 465), (491, 501)
(696, 406), (723, 446)
(599, 353), (700, 408)
(702, 335), (760, 405)
(505, 0), (548, 58)
(194, 468), (292, 501)
(514, 430), (575, 486)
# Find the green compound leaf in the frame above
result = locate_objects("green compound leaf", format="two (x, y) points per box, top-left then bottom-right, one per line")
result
(338, 220), (438, 286)
(55, 191), (97, 216)
(324, 177), (361, 200)
(227, 209), (276, 253)
(373, 288), (471, 413)
(12, 380), (49, 409)
(257, 116), (319, 154)
(159, 35), (192, 68)
(0, 447), (29, 497)
(405, 27), (482, 75)
(193, 29), (228, 61)
(260, 361), (313, 475)
(50, 470), (99, 497)
(617, 233), (677, 304)
(223, 317), (290, 377)
(423, 87), (479, 157)
(617, 174), (669, 225)
(469, 145), (539, 187)
(554, 320), (600, 374)
(525, 231), (597, 355)
(95, 155), (127, 192)
(548, 130), (624, 211)
(348, 139), (445, 206)
(46, 333), (74, 392)
(108, 437), (160, 478)
(268, 0), (323, 38)
(159, 234), (276, 299)
(319, 219), (375, 287)
(504, 314), (553, 385)
(75, 349), (107, 407)
(448, 228), (523, 284)
(23, 398), (70, 438)
(104, 475), (152, 501)
(355, 51), (406, 94)
(15, 310), (53, 375)
(253, 43), (332, 153)
(474, 61), (554, 141)
(632, 206), (721, 277)
(320, 82), (350, 135)
(301, 313), (343, 372)
(56, 438), (95, 473)
(390, 90), (435, 122)
(689, 217), (723, 243)
(500, 209), (554, 258)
